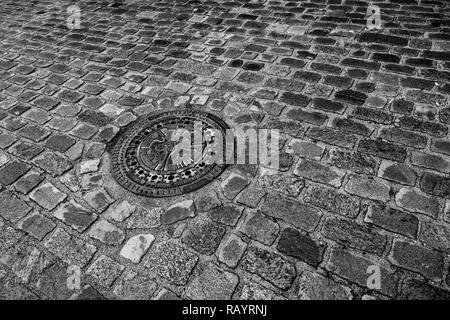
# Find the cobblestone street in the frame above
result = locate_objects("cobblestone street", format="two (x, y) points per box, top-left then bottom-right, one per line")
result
(1, 0), (450, 300)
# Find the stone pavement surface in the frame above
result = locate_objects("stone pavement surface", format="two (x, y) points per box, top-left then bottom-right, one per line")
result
(0, 0), (450, 300)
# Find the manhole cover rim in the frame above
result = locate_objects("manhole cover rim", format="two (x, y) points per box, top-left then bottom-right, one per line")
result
(111, 109), (230, 198)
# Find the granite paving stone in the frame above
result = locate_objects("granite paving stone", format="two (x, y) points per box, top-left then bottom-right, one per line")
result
(0, 0), (450, 300)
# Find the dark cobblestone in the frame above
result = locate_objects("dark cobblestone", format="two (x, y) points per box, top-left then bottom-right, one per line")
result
(182, 217), (226, 255)
(358, 139), (407, 162)
(365, 204), (418, 239)
(0, 0), (449, 300)
(277, 228), (325, 267)
(262, 194), (321, 232)
(389, 240), (444, 281)
(420, 172), (450, 199)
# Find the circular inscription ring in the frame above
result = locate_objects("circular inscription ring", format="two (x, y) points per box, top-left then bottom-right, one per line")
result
(111, 109), (229, 197)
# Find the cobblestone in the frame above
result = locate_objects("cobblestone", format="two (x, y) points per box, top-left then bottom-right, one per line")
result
(241, 246), (296, 290)
(44, 228), (96, 267)
(86, 255), (124, 288)
(389, 240), (444, 281)
(144, 240), (198, 286)
(1, 0), (450, 300)
(298, 271), (352, 300)
(185, 262), (239, 300)
(327, 248), (397, 297)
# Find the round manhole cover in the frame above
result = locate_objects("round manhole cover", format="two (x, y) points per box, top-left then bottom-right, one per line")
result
(111, 110), (230, 197)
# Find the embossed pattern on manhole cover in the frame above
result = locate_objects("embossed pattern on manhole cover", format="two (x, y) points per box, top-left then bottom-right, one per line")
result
(111, 110), (229, 197)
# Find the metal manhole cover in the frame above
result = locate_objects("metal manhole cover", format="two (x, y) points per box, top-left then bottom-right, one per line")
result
(111, 110), (229, 197)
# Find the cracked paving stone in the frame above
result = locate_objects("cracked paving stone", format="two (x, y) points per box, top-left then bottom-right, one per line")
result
(86, 255), (124, 288)
(181, 217), (226, 255)
(84, 188), (115, 213)
(0, 190), (31, 223)
(33, 152), (73, 177)
(217, 234), (247, 268)
(322, 217), (387, 255)
(241, 213), (279, 246)
(261, 194), (321, 232)
(161, 199), (195, 225)
(44, 228), (97, 267)
(144, 240), (198, 286)
(113, 270), (159, 300)
(54, 200), (98, 232)
(29, 182), (67, 210)
(18, 212), (55, 240)
(298, 270), (352, 300)
(418, 221), (450, 254)
(120, 234), (155, 264)
(185, 262), (239, 300)
(241, 246), (296, 290)
(89, 220), (125, 246)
